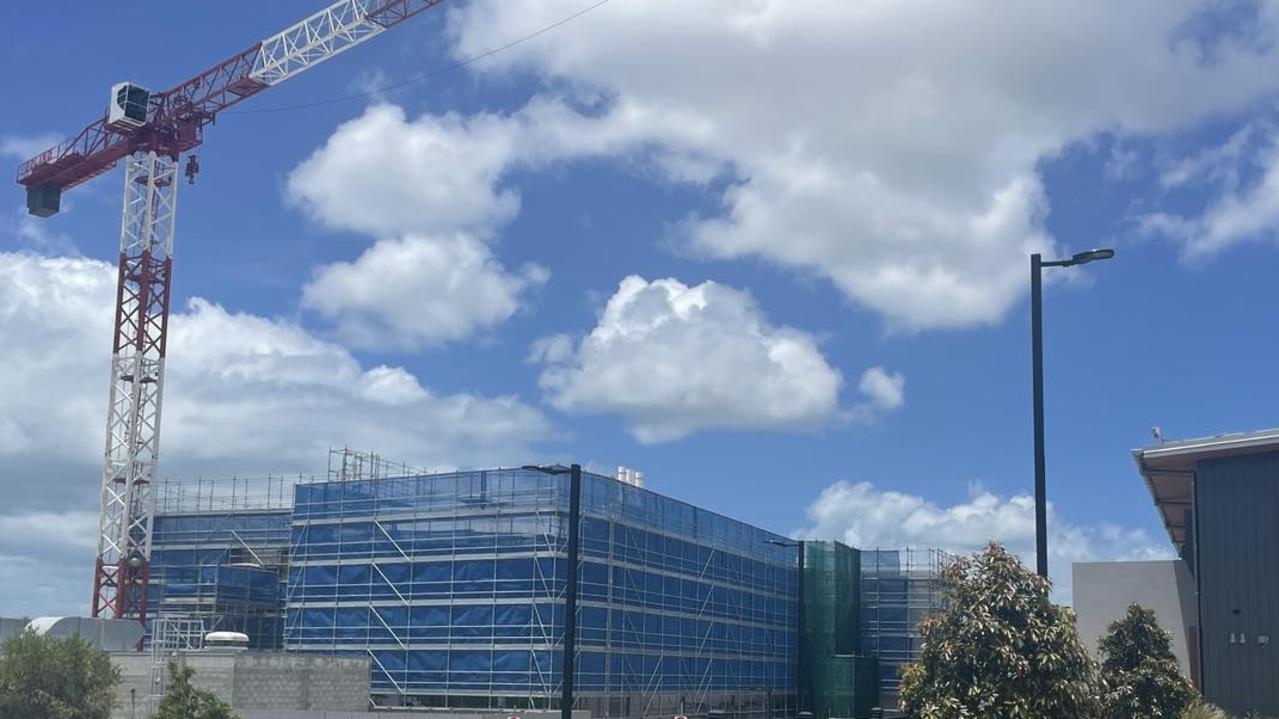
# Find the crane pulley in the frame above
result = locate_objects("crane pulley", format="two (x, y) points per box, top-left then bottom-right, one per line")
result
(15, 0), (447, 629)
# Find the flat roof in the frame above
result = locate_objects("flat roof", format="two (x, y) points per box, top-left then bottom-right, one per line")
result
(1134, 427), (1279, 545)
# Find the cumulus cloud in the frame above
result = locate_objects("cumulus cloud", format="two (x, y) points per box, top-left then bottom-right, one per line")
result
(532, 275), (856, 442)
(285, 99), (709, 240)
(801, 479), (1173, 603)
(0, 251), (555, 469)
(443, 0), (1279, 330)
(301, 234), (549, 350)
(855, 366), (905, 413)
(287, 104), (524, 238)
(286, 103), (621, 347)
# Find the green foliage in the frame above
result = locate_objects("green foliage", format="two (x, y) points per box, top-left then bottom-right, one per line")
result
(0, 630), (120, 719)
(898, 543), (1102, 719)
(1182, 702), (1230, 719)
(152, 663), (239, 719)
(1098, 603), (1197, 719)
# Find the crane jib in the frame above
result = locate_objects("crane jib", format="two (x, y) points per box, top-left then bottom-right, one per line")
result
(16, 0), (448, 200)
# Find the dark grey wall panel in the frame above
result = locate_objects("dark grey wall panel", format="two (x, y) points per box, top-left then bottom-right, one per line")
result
(1196, 453), (1279, 714)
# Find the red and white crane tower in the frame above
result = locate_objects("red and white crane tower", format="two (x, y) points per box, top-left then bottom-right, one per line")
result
(15, 0), (446, 627)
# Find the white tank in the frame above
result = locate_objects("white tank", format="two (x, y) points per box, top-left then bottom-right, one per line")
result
(203, 631), (250, 651)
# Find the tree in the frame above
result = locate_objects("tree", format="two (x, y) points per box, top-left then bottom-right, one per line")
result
(899, 543), (1102, 719)
(1097, 604), (1197, 719)
(0, 630), (120, 719)
(153, 663), (239, 719)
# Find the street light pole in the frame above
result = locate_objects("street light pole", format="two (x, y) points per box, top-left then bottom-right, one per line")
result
(522, 463), (582, 719)
(1028, 248), (1115, 579)
(1031, 253), (1048, 578)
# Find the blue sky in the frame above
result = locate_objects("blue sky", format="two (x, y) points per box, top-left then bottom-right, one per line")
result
(2, 0), (1278, 614)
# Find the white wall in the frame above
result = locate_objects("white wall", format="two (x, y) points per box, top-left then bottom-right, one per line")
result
(1073, 559), (1198, 680)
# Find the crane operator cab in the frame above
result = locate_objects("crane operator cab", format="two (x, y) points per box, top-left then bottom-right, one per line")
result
(107, 82), (149, 129)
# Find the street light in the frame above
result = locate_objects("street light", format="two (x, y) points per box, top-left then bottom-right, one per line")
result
(1030, 248), (1115, 578)
(523, 464), (582, 719)
(767, 538), (805, 717)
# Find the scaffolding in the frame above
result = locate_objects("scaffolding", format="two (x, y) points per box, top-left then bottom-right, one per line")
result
(858, 548), (949, 713)
(283, 468), (799, 719)
(148, 615), (205, 714)
(149, 475), (295, 649)
(327, 447), (422, 482)
(155, 474), (302, 514)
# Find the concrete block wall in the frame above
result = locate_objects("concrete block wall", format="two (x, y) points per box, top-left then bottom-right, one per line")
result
(232, 653), (369, 710)
(110, 650), (369, 719)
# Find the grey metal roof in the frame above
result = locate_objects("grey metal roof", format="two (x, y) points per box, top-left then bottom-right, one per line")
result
(1134, 427), (1279, 545)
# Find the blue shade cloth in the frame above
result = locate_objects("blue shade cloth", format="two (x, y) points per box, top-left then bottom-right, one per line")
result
(155, 468), (802, 704)
(284, 468), (798, 697)
(147, 510), (291, 649)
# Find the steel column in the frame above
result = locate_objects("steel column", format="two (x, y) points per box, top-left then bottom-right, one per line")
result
(1030, 253), (1048, 578)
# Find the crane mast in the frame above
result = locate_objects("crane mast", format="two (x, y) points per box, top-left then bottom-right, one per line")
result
(16, 0), (446, 627)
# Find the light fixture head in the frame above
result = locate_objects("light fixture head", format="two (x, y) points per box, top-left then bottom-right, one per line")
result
(1070, 248), (1115, 265)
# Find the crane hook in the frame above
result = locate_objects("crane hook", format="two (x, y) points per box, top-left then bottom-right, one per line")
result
(185, 155), (201, 185)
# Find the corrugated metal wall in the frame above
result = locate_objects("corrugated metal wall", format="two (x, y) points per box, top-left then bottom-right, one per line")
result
(1196, 453), (1279, 714)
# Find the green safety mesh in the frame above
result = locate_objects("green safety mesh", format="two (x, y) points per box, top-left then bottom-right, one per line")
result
(802, 541), (878, 719)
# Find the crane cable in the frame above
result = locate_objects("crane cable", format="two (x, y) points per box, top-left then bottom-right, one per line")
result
(228, 0), (614, 116)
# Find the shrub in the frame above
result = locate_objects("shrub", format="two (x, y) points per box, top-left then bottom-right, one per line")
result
(152, 663), (239, 719)
(1098, 603), (1196, 719)
(0, 630), (120, 719)
(899, 543), (1102, 718)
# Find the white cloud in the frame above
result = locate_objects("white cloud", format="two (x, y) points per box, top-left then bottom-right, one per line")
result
(285, 103), (609, 348)
(0, 133), (60, 161)
(1144, 127), (1279, 257)
(301, 234), (549, 350)
(285, 99), (710, 240)
(801, 479), (1173, 603)
(0, 250), (556, 469)
(286, 104), (524, 238)
(442, 0), (1279, 330)
(533, 275), (851, 442)
(857, 366), (905, 412)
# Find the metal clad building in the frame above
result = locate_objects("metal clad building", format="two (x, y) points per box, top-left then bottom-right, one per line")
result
(1137, 429), (1279, 715)
(1195, 453), (1279, 710)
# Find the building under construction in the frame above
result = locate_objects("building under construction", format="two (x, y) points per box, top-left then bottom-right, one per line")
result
(145, 451), (946, 717)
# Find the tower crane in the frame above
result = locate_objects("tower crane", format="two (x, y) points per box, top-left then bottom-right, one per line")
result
(15, 0), (446, 628)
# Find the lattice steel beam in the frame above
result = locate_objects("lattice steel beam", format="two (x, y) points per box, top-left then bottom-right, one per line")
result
(92, 151), (176, 624)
